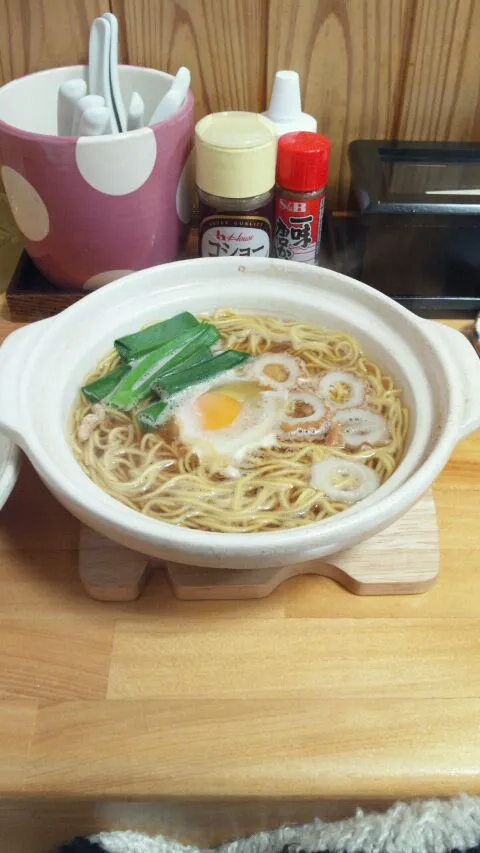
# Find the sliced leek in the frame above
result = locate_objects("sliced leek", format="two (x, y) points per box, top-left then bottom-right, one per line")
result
(82, 366), (128, 404)
(154, 350), (251, 397)
(158, 324), (220, 375)
(114, 311), (199, 363)
(136, 400), (169, 429)
(108, 327), (205, 410)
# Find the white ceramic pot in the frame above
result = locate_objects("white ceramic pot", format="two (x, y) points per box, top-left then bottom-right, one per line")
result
(0, 257), (478, 569)
(0, 434), (19, 510)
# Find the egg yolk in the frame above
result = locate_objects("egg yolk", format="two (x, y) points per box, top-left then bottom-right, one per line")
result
(195, 392), (243, 431)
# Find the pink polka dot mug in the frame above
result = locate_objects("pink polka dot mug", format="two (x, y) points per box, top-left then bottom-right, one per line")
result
(0, 65), (194, 290)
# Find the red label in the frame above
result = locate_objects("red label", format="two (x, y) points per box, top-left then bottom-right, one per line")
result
(274, 194), (324, 264)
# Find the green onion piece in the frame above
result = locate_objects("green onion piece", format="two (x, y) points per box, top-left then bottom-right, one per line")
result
(115, 312), (199, 363)
(135, 343), (215, 428)
(108, 327), (204, 411)
(154, 350), (251, 398)
(159, 324), (220, 375)
(82, 366), (128, 404)
(163, 345), (212, 376)
(136, 400), (169, 430)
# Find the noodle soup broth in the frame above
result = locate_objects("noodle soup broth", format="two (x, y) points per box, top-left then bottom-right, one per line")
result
(71, 309), (409, 533)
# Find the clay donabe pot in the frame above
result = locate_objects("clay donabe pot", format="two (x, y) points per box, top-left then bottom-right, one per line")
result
(0, 257), (478, 569)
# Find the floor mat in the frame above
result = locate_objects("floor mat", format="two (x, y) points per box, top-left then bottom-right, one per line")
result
(58, 796), (480, 853)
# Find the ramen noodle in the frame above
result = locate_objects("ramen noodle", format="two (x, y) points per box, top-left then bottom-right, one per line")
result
(70, 309), (409, 533)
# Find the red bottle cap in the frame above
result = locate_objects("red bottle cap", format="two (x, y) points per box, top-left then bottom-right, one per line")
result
(276, 131), (331, 193)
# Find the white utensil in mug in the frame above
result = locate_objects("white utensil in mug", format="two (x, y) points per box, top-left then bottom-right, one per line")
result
(149, 66), (191, 126)
(77, 105), (111, 137)
(71, 94), (106, 136)
(102, 12), (127, 132)
(88, 16), (118, 133)
(57, 78), (87, 136)
(127, 91), (145, 131)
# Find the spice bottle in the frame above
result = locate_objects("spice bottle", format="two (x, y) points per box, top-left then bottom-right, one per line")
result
(274, 131), (331, 264)
(195, 111), (277, 259)
(263, 70), (317, 137)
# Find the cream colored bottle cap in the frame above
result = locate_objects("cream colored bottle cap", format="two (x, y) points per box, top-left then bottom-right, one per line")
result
(195, 111), (277, 198)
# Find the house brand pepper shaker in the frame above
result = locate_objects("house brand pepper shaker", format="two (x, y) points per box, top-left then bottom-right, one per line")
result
(195, 111), (277, 259)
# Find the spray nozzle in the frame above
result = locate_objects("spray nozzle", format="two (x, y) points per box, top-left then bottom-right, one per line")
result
(263, 70), (317, 136)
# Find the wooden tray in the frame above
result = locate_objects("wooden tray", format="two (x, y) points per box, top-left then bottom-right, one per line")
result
(4, 219), (337, 323)
(78, 491), (439, 602)
(5, 234), (199, 323)
(6, 253), (83, 321)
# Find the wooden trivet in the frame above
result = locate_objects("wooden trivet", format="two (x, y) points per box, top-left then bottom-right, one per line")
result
(78, 526), (152, 601)
(78, 490), (439, 602)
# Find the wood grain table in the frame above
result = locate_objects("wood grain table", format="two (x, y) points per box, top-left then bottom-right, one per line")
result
(1, 297), (479, 853)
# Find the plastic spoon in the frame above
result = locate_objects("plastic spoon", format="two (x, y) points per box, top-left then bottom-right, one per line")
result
(102, 12), (127, 132)
(149, 66), (190, 126)
(127, 91), (145, 131)
(57, 78), (87, 136)
(78, 106), (111, 137)
(72, 95), (106, 136)
(88, 16), (118, 133)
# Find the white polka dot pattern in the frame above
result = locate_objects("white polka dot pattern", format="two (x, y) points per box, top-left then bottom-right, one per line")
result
(1, 166), (50, 241)
(75, 128), (157, 196)
(84, 269), (135, 290)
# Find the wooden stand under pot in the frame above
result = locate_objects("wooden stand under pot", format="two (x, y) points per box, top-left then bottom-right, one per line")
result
(78, 491), (439, 601)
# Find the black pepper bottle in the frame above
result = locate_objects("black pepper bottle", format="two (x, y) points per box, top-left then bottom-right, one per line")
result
(195, 111), (277, 259)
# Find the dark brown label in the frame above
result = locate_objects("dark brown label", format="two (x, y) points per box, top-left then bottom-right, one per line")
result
(199, 214), (272, 258)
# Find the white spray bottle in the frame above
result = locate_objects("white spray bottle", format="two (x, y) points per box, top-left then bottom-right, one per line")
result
(262, 70), (317, 137)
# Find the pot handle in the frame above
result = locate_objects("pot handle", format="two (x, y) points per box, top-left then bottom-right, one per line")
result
(427, 321), (480, 441)
(0, 318), (53, 443)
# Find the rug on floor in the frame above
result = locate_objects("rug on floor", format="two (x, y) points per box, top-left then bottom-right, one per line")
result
(58, 795), (480, 853)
